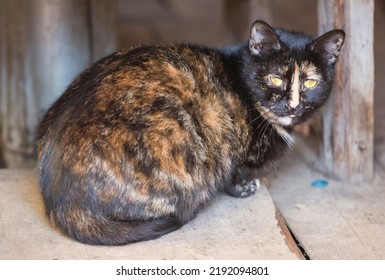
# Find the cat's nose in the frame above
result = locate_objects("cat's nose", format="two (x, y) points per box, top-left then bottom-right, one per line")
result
(287, 100), (299, 109)
(286, 102), (299, 110)
(285, 105), (297, 118)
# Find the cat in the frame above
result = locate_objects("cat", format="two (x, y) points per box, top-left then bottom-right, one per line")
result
(36, 20), (344, 245)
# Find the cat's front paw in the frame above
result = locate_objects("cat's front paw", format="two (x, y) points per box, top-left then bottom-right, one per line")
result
(225, 178), (261, 198)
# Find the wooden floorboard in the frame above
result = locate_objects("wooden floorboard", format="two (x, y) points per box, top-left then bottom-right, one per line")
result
(269, 146), (385, 259)
(0, 169), (301, 260)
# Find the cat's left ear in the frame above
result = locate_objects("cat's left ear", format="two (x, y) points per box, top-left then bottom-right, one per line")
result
(249, 20), (281, 56)
(310, 30), (345, 65)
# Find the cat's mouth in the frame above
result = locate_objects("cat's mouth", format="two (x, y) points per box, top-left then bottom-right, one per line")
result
(257, 105), (296, 127)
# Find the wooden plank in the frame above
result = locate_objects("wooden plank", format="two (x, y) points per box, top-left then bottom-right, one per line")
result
(0, 0), (91, 168)
(0, 169), (301, 259)
(0, 0), (38, 168)
(318, 0), (374, 182)
(373, 0), (385, 172)
(0, 0), (6, 168)
(0, 0), (117, 168)
(269, 147), (385, 259)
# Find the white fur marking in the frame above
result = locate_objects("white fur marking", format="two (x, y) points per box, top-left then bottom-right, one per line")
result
(277, 116), (292, 127)
(273, 124), (295, 147)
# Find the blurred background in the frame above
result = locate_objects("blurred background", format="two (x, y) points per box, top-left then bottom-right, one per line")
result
(0, 0), (383, 169)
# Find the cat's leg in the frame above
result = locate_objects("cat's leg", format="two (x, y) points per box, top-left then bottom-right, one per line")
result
(225, 167), (260, 198)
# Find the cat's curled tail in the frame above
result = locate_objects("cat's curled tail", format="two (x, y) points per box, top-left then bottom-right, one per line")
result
(48, 209), (182, 245)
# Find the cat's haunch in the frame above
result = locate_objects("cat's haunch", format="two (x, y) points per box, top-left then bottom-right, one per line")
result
(36, 20), (344, 245)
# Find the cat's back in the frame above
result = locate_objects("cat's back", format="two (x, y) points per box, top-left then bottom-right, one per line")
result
(37, 44), (217, 139)
(37, 44), (219, 150)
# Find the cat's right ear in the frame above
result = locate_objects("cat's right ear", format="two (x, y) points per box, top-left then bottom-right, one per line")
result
(249, 20), (281, 56)
(310, 29), (345, 65)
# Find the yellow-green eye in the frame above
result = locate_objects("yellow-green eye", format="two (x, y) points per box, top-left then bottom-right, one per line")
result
(270, 76), (283, 87)
(304, 79), (318, 89)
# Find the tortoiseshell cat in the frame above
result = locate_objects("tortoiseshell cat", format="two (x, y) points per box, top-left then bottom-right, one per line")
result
(36, 20), (344, 245)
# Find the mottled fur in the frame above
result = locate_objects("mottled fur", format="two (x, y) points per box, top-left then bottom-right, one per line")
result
(36, 21), (344, 245)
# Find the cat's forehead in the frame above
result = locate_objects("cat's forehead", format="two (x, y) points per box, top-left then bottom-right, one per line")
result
(273, 60), (319, 75)
(275, 28), (313, 50)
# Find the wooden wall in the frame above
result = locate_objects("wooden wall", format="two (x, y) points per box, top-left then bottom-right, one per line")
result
(116, 0), (317, 48)
(0, 0), (116, 168)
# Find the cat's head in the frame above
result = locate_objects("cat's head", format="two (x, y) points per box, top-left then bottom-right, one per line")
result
(243, 20), (345, 127)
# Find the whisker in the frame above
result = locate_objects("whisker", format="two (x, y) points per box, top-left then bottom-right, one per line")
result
(247, 107), (260, 113)
(268, 121), (274, 154)
(257, 119), (270, 143)
(248, 113), (266, 127)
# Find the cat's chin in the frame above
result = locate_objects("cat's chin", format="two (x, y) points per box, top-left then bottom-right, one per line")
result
(276, 116), (293, 127)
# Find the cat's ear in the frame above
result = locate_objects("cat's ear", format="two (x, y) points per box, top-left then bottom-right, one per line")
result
(249, 20), (281, 56)
(310, 30), (345, 65)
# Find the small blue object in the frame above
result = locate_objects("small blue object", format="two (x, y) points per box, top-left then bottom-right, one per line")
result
(311, 179), (328, 188)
